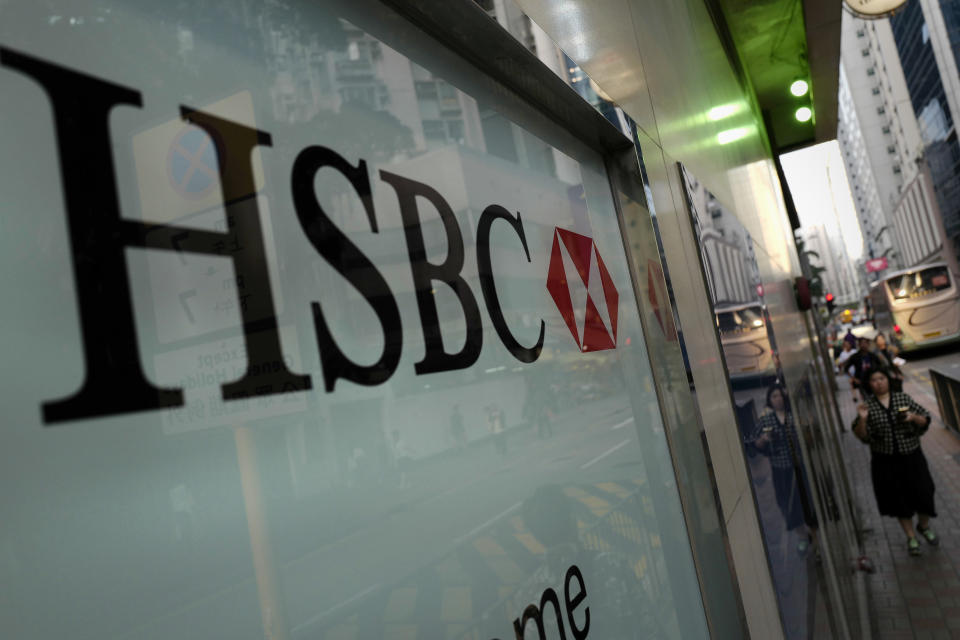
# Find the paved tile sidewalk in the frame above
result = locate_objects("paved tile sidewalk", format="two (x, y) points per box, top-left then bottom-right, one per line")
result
(840, 375), (960, 639)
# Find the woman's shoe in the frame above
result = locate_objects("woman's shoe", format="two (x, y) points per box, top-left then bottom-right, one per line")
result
(908, 537), (921, 556)
(917, 525), (940, 546)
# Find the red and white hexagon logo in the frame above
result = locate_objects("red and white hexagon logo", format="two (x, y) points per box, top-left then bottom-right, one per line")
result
(546, 227), (619, 351)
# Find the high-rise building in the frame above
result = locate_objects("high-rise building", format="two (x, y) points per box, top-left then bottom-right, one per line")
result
(838, 10), (926, 271)
(838, 65), (897, 269)
(890, 0), (960, 260)
(837, 7), (952, 273)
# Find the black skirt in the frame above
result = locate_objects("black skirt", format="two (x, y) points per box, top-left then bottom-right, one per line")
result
(871, 448), (937, 518)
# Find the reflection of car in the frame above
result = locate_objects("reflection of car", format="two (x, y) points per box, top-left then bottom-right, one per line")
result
(870, 263), (960, 352)
(715, 303), (775, 381)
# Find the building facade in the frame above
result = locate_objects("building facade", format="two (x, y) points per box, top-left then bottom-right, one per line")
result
(837, 10), (932, 273)
(890, 0), (960, 262)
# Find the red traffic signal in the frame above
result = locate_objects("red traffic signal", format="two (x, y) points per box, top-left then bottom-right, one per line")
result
(825, 292), (834, 302)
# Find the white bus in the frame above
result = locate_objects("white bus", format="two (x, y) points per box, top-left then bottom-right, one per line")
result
(715, 303), (775, 381)
(870, 262), (960, 352)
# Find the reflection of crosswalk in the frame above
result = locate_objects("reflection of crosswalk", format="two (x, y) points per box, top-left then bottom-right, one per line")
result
(314, 479), (658, 640)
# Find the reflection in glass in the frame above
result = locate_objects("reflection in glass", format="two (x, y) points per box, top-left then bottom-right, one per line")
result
(678, 163), (839, 639)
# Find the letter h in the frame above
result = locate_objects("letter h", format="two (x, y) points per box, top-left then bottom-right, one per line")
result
(0, 48), (311, 423)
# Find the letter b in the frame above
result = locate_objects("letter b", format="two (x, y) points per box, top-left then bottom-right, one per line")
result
(380, 171), (483, 375)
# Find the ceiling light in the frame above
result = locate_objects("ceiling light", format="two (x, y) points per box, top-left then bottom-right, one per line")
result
(795, 106), (813, 122)
(790, 79), (809, 97)
(707, 104), (738, 121)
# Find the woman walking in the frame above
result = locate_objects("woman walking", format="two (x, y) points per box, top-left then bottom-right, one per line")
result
(853, 368), (938, 556)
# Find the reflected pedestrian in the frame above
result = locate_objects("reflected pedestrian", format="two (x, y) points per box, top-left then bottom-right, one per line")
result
(450, 404), (466, 452)
(391, 430), (413, 489)
(536, 402), (554, 439)
(488, 405), (507, 455)
(853, 368), (937, 556)
(751, 384), (818, 551)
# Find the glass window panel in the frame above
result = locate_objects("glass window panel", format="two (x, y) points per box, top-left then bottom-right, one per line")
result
(0, 2), (708, 639)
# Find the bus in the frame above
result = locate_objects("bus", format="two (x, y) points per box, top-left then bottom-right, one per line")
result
(715, 303), (775, 381)
(870, 262), (960, 352)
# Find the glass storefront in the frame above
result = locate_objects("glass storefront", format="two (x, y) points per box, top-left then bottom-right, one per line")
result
(674, 163), (864, 640)
(0, 2), (721, 638)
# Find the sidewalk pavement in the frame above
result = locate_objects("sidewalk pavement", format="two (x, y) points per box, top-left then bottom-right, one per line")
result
(840, 374), (960, 639)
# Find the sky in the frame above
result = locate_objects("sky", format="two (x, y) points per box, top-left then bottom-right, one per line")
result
(780, 141), (864, 261)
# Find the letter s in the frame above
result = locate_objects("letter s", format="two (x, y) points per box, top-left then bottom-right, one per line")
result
(292, 146), (402, 391)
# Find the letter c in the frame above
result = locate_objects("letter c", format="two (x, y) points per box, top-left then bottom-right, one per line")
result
(476, 205), (544, 363)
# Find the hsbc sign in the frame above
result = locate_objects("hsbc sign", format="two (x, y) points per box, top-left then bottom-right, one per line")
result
(547, 228), (619, 352)
(1, 47), (620, 424)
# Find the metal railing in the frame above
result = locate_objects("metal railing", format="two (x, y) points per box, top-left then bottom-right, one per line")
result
(931, 368), (960, 434)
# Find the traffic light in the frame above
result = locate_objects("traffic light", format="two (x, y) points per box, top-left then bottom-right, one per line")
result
(825, 292), (835, 315)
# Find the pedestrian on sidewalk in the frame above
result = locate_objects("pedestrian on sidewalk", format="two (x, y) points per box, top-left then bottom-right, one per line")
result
(873, 333), (905, 392)
(846, 337), (876, 402)
(836, 339), (855, 373)
(852, 368), (938, 556)
(450, 404), (467, 452)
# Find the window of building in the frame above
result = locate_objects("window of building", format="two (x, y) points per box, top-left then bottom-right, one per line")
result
(887, 145), (896, 153)
(857, 28), (865, 37)
(867, 67), (876, 76)
(882, 125), (891, 134)
(893, 165), (902, 173)
(877, 106), (885, 114)
(422, 119), (445, 141)
(872, 86), (881, 95)
(446, 119), (464, 142)
(862, 48), (870, 56)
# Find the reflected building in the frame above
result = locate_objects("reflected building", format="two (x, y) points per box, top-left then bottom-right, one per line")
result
(228, 7), (609, 478)
(681, 167), (760, 307)
(800, 225), (860, 306)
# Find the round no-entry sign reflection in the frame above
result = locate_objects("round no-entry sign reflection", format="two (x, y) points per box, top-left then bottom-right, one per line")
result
(168, 126), (219, 199)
